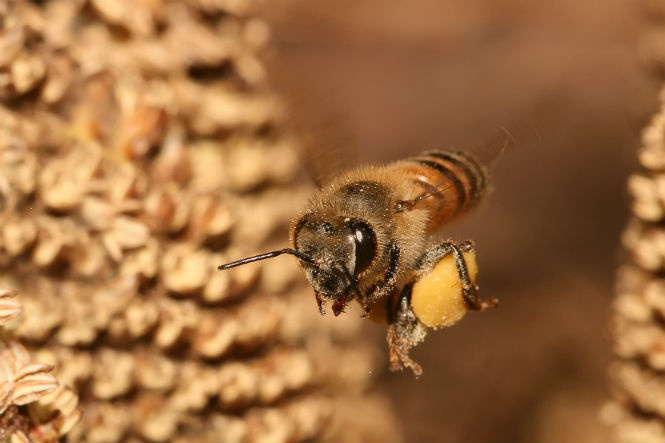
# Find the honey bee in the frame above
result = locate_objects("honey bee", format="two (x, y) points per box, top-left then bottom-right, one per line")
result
(218, 149), (498, 375)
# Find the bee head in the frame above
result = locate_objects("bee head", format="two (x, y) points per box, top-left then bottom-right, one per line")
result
(292, 213), (377, 307)
(217, 212), (377, 316)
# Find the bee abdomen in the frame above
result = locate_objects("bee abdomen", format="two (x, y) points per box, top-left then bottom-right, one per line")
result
(397, 150), (488, 230)
(420, 150), (487, 207)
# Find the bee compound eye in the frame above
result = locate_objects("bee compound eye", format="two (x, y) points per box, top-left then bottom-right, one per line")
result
(348, 219), (376, 274)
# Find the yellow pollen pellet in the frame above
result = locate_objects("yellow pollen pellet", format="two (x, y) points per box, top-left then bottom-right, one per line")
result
(411, 251), (478, 328)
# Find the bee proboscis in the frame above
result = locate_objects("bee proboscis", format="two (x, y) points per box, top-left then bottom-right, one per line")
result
(219, 149), (498, 375)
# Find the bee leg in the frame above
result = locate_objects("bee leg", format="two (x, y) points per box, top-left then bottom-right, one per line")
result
(394, 188), (439, 213)
(366, 241), (401, 305)
(454, 241), (498, 310)
(386, 285), (425, 376)
(418, 241), (498, 311)
(314, 292), (326, 316)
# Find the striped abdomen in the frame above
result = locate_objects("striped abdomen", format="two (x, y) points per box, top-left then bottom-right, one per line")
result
(392, 150), (488, 232)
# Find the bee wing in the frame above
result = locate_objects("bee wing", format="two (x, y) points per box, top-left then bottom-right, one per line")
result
(263, 4), (361, 188)
(261, 2), (560, 184)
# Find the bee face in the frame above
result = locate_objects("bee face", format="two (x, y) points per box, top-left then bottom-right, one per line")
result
(293, 213), (377, 299)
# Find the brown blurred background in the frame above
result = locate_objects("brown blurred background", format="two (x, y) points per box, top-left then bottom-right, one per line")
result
(260, 0), (661, 441)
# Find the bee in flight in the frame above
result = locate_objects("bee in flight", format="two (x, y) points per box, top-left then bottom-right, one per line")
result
(218, 149), (498, 376)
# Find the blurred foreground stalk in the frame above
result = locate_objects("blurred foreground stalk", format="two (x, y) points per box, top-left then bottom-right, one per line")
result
(0, 1), (397, 442)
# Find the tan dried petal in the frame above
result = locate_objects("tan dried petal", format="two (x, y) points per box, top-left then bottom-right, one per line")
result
(192, 312), (238, 358)
(11, 370), (59, 405)
(0, 288), (22, 325)
(38, 148), (101, 211)
(218, 362), (259, 408)
(135, 401), (179, 441)
(41, 55), (73, 104)
(0, 21), (25, 68)
(152, 130), (191, 184)
(160, 243), (210, 294)
(110, 216), (150, 250)
(9, 431), (30, 443)
(154, 299), (201, 348)
(144, 185), (190, 234)
(15, 362), (55, 380)
(46, 348), (92, 388)
(0, 341), (31, 380)
(11, 53), (46, 94)
(107, 163), (147, 204)
(79, 197), (114, 231)
(108, 297), (159, 340)
(120, 239), (159, 280)
(629, 174), (665, 222)
(91, 349), (135, 399)
(16, 290), (64, 342)
(187, 195), (234, 243)
(70, 239), (109, 278)
(234, 299), (282, 348)
(117, 104), (168, 158)
(190, 88), (276, 135)
(0, 147), (37, 197)
(202, 267), (232, 303)
(0, 381), (13, 415)
(101, 231), (123, 262)
(32, 218), (66, 267)
(2, 216), (37, 256)
(29, 385), (82, 436)
(640, 112), (665, 170)
(189, 143), (226, 193)
(78, 402), (132, 443)
(134, 353), (177, 391)
(90, 0), (155, 37)
(170, 362), (220, 412)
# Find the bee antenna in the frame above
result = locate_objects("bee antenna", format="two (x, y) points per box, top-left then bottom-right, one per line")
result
(217, 248), (316, 270)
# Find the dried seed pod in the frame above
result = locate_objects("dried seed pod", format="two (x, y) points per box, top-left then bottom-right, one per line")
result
(134, 352), (177, 391)
(154, 299), (201, 349)
(0, 148), (37, 199)
(192, 311), (239, 358)
(169, 361), (221, 412)
(15, 286), (65, 342)
(91, 349), (135, 400)
(160, 242), (210, 295)
(133, 393), (181, 441)
(28, 385), (82, 437)
(41, 54), (73, 104)
(0, 20), (25, 68)
(10, 53), (46, 95)
(2, 216), (37, 257)
(90, 0), (156, 37)
(38, 150), (99, 212)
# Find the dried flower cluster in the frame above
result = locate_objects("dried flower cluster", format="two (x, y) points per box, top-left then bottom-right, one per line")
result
(0, 1), (397, 442)
(605, 90), (665, 442)
(0, 288), (81, 443)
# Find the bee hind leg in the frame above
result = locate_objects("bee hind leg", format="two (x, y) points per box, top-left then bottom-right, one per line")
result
(418, 240), (498, 311)
(387, 285), (426, 376)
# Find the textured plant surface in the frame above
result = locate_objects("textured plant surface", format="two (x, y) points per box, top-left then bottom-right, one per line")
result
(0, 1), (398, 442)
(605, 91), (665, 442)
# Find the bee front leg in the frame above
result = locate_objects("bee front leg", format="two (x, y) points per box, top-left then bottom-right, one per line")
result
(418, 240), (498, 311)
(362, 241), (401, 316)
(387, 285), (426, 376)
